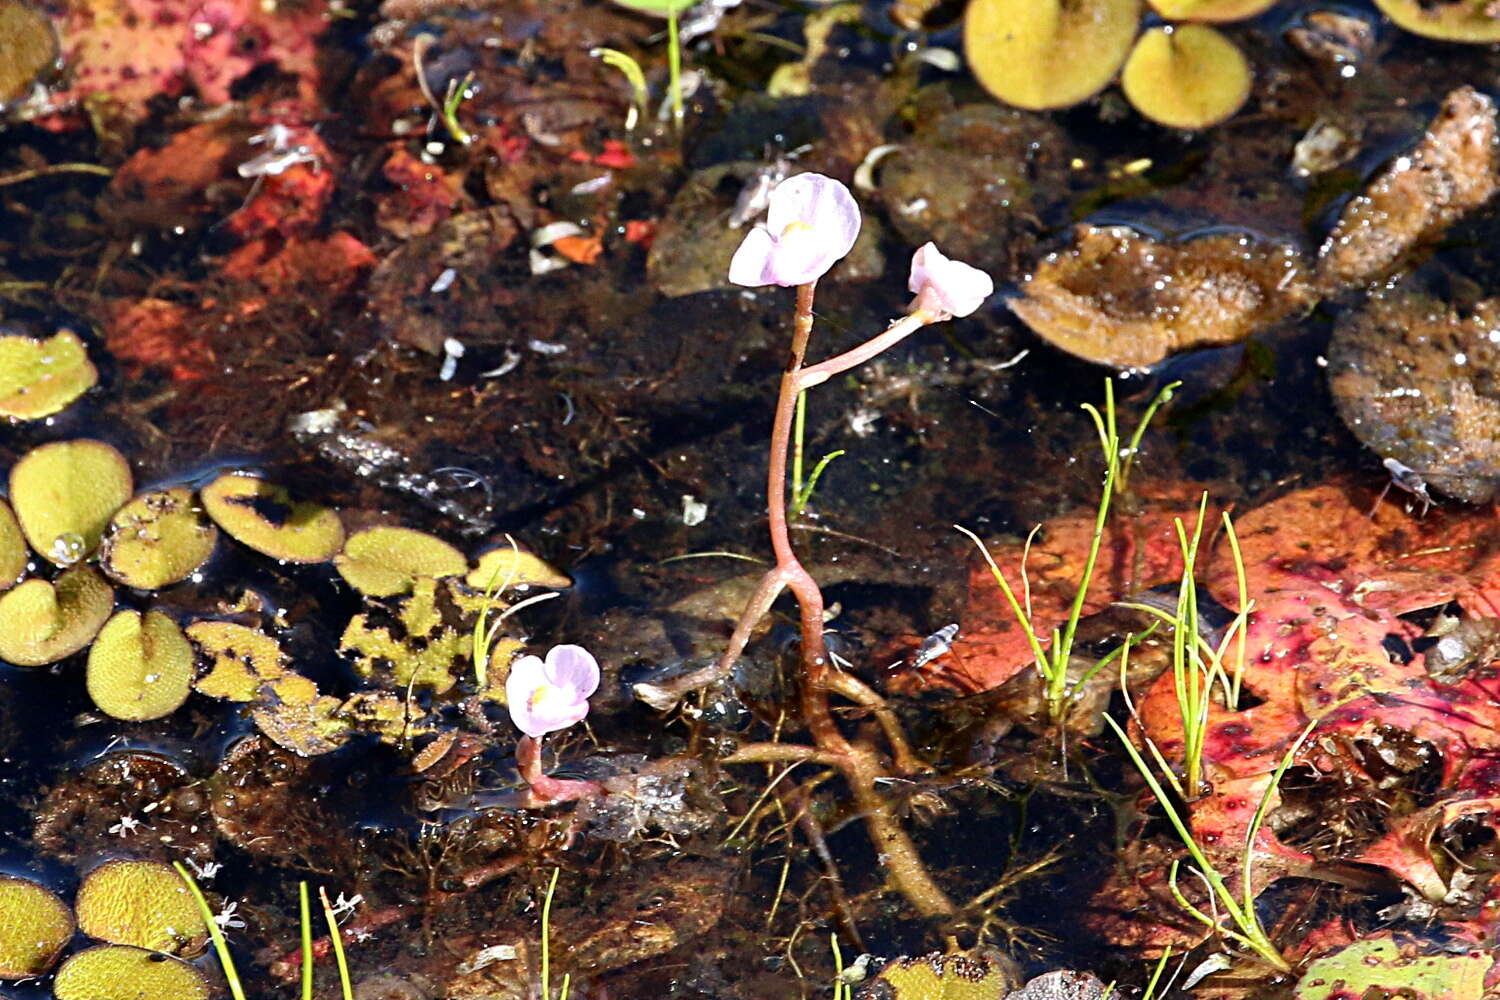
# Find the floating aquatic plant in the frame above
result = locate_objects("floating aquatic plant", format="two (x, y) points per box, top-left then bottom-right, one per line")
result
(1147, 0), (1276, 20)
(101, 488), (218, 590)
(200, 472), (345, 563)
(10, 439), (132, 566)
(334, 525), (467, 597)
(963, 0), (1142, 111)
(1121, 24), (1252, 130)
(0, 565), (114, 666)
(86, 609), (195, 721)
(52, 945), (211, 1000)
(0, 500), (24, 590)
(0, 329), (96, 420)
(74, 859), (207, 954)
(1373, 0), (1500, 42)
(0, 874), (73, 978)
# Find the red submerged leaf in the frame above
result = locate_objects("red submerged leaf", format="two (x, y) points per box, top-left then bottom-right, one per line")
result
(891, 482), (1218, 694)
(105, 298), (216, 381)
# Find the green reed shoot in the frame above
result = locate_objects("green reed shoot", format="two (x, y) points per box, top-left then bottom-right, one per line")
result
(440, 72), (476, 146)
(172, 862), (248, 1000)
(666, 6), (684, 129)
(541, 867), (572, 1000)
(319, 887), (355, 1000)
(830, 934), (852, 1000)
(1118, 500), (1253, 798)
(790, 390), (845, 515)
(591, 48), (650, 130)
(957, 380), (1178, 726)
(1105, 636), (1312, 973)
(300, 882), (313, 1000)
(1140, 947), (1174, 1000)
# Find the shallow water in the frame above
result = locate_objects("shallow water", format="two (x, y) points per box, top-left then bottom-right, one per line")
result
(4, 0), (1500, 997)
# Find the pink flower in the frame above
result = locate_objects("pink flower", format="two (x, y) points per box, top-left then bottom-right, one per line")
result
(907, 242), (994, 319)
(728, 173), (862, 287)
(506, 644), (601, 738)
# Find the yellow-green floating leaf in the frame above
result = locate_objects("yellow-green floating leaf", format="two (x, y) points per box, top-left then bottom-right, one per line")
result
(0, 874), (73, 978)
(0, 565), (114, 666)
(200, 472), (344, 563)
(1374, 0), (1500, 43)
(0, 500), (24, 591)
(187, 620), (285, 701)
(10, 439), (133, 565)
(74, 860), (206, 955)
(335, 525), (467, 597)
(87, 610), (194, 721)
(964, 0), (1141, 111)
(1121, 24), (1252, 130)
(0, 329), (96, 420)
(466, 544), (572, 591)
(101, 488), (218, 590)
(1147, 0), (1276, 20)
(53, 945), (210, 1000)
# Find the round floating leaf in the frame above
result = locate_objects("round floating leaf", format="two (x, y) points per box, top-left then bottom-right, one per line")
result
(335, 525), (467, 597)
(101, 488), (218, 590)
(606, 0), (695, 15)
(75, 859), (206, 954)
(1374, 0), (1500, 43)
(0, 501), (24, 591)
(53, 946), (210, 1000)
(0, 874), (73, 978)
(87, 610), (194, 721)
(200, 472), (343, 563)
(0, 329), (96, 420)
(0, 0), (58, 108)
(964, 0), (1141, 111)
(1147, 0), (1276, 20)
(1121, 24), (1252, 130)
(10, 439), (133, 566)
(187, 620), (285, 701)
(0, 565), (114, 666)
(466, 545), (572, 592)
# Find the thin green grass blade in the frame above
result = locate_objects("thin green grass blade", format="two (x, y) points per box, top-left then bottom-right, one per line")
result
(171, 862), (248, 1000)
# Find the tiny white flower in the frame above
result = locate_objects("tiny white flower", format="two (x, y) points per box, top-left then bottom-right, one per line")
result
(109, 816), (141, 837)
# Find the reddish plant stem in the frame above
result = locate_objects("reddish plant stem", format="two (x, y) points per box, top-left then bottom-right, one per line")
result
(715, 283), (953, 916)
(516, 734), (602, 806)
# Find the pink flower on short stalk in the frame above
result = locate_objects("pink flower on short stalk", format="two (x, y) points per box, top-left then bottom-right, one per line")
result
(728, 173), (862, 287)
(907, 242), (994, 319)
(506, 645), (601, 738)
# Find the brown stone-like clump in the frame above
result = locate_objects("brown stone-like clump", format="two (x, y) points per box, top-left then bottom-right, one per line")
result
(876, 105), (1067, 277)
(1009, 224), (1313, 368)
(1328, 291), (1500, 503)
(1318, 86), (1499, 291)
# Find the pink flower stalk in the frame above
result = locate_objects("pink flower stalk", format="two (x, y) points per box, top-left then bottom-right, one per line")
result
(907, 242), (994, 320)
(728, 173), (862, 287)
(506, 644), (600, 739)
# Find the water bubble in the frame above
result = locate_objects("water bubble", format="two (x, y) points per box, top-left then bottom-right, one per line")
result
(49, 533), (85, 565)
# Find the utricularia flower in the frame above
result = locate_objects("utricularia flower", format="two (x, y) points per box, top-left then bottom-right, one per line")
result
(728, 173), (862, 287)
(907, 242), (994, 320)
(506, 644), (600, 738)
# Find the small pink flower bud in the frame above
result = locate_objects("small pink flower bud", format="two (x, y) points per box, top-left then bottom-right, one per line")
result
(506, 644), (601, 738)
(907, 242), (994, 319)
(728, 173), (862, 287)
